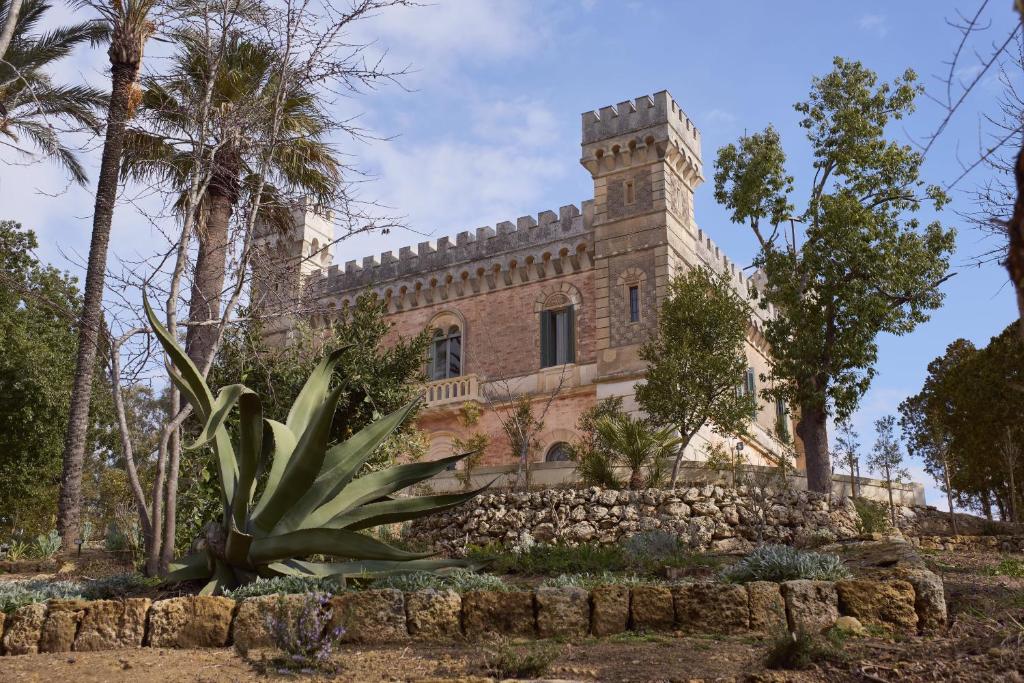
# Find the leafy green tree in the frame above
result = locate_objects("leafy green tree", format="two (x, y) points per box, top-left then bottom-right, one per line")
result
(0, 0), (106, 184)
(713, 57), (955, 492)
(178, 293), (430, 548)
(594, 414), (677, 490)
(0, 221), (116, 536)
(833, 421), (860, 498)
(451, 402), (489, 490)
(867, 415), (909, 527)
(569, 397), (628, 489)
(635, 267), (756, 488)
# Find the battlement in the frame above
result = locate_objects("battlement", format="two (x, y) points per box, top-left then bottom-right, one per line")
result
(694, 227), (773, 322)
(309, 203), (590, 295)
(581, 91), (701, 155)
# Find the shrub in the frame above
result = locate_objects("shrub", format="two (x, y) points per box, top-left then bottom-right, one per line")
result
(259, 592), (343, 675)
(621, 529), (682, 561)
(764, 630), (840, 670)
(720, 544), (850, 583)
(81, 574), (160, 600)
(31, 530), (61, 559)
(224, 575), (343, 600)
(986, 558), (1024, 578)
(4, 539), (29, 561)
(852, 498), (891, 535)
(481, 637), (561, 679)
(0, 580), (84, 613)
(540, 571), (652, 589)
(372, 569), (509, 593)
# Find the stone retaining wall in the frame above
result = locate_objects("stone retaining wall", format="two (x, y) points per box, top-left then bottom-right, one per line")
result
(408, 486), (864, 555)
(913, 534), (1024, 553)
(0, 574), (944, 656)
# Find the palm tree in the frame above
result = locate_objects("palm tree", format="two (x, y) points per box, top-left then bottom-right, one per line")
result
(122, 31), (341, 369)
(58, 0), (157, 551)
(595, 415), (680, 490)
(0, 0), (107, 184)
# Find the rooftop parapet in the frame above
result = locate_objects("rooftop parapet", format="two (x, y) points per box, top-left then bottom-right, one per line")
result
(310, 203), (588, 294)
(581, 90), (701, 157)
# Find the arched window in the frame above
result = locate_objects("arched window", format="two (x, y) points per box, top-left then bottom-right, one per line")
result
(430, 325), (462, 380)
(545, 442), (572, 462)
(540, 294), (575, 368)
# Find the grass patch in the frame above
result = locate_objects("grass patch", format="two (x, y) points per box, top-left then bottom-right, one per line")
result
(480, 637), (562, 678)
(540, 571), (655, 589)
(764, 630), (844, 670)
(986, 558), (1024, 578)
(720, 544), (850, 583)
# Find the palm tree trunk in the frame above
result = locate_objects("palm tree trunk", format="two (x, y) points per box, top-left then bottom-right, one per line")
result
(57, 61), (139, 550)
(185, 191), (232, 368)
(796, 406), (831, 494)
(0, 0), (23, 62)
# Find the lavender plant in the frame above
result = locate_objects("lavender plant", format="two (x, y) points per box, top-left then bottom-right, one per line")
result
(262, 592), (344, 675)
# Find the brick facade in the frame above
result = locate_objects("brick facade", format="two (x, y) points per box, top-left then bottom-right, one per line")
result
(253, 91), (800, 474)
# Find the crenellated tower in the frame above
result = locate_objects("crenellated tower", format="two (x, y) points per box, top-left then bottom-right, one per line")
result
(580, 91), (704, 398)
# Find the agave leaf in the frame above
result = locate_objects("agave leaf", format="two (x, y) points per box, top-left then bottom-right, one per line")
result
(268, 557), (477, 578)
(234, 392), (263, 526)
(186, 384), (252, 450)
(213, 424), (238, 511)
(272, 400), (419, 534)
(321, 485), (491, 532)
(249, 419), (297, 525)
(250, 384), (345, 533)
(166, 363), (202, 417)
(225, 523), (254, 567)
(248, 528), (432, 564)
(301, 452), (469, 530)
(164, 552), (211, 582)
(199, 559), (237, 595)
(285, 346), (349, 437)
(143, 293), (213, 419)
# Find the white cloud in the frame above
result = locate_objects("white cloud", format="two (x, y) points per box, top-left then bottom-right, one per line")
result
(471, 98), (560, 149)
(858, 14), (888, 38)
(703, 108), (738, 127)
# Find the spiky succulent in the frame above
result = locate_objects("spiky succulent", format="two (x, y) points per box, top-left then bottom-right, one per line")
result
(145, 297), (485, 594)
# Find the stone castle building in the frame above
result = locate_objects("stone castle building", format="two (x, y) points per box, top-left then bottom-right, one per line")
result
(253, 91), (799, 475)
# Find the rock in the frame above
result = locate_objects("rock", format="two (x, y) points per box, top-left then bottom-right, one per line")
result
(40, 600), (87, 653)
(148, 596), (234, 648)
(893, 567), (946, 633)
(691, 501), (720, 517)
(781, 580), (838, 634)
(710, 537), (752, 554)
(233, 595), (310, 652)
(405, 590), (461, 641)
(630, 585), (674, 631)
(536, 587), (590, 639)
(598, 489), (619, 506)
(532, 522), (555, 542)
(461, 591), (534, 638)
(674, 583), (749, 635)
(660, 501), (690, 518)
(329, 589), (407, 644)
(836, 579), (918, 634)
(747, 582), (787, 634)
(3, 603), (46, 655)
(74, 598), (150, 651)
(832, 615), (866, 636)
(591, 584), (629, 636)
(569, 521), (596, 542)
(687, 517), (716, 550)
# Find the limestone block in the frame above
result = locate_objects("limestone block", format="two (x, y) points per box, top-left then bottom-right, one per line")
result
(73, 598), (151, 651)
(836, 579), (918, 634)
(405, 590), (462, 641)
(590, 585), (629, 636)
(232, 595), (309, 652)
(2, 603), (46, 655)
(40, 599), (87, 653)
(781, 580), (838, 634)
(673, 583), (749, 635)
(148, 596), (234, 648)
(460, 589), (532, 643)
(536, 587), (589, 639)
(462, 591), (534, 639)
(330, 589), (408, 644)
(747, 582), (787, 635)
(893, 568), (946, 633)
(629, 585), (674, 631)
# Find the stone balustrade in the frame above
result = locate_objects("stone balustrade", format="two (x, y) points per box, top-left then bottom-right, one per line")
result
(422, 373), (480, 408)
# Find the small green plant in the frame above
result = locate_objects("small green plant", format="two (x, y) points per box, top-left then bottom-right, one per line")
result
(852, 497), (891, 535)
(31, 531), (61, 559)
(986, 558), (1024, 578)
(453, 402), (490, 490)
(764, 630), (841, 670)
(480, 637), (562, 679)
(223, 575), (343, 600)
(258, 593), (343, 675)
(81, 573), (160, 600)
(5, 539), (29, 561)
(721, 545), (850, 583)
(469, 542), (629, 576)
(0, 580), (84, 613)
(372, 569), (509, 593)
(621, 529), (681, 561)
(540, 571), (653, 589)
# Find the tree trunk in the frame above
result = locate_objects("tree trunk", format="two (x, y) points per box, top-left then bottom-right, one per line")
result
(57, 61), (139, 550)
(886, 474), (896, 528)
(849, 456), (858, 498)
(942, 454), (959, 535)
(981, 492), (993, 521)
(185, 190), (233, 368)
(796, 406), (831, 494)
(0, 0), (23, 63)
(629, 467), (645, 490)
(1007, 83), (1024, 340)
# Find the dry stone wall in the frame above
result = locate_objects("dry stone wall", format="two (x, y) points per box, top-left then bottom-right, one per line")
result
(408, 485), (865, 555)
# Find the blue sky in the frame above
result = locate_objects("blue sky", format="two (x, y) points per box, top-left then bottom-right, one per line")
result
(2, 1), (1017, 509)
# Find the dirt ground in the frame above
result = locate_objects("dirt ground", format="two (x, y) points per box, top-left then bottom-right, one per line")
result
(0, 546), (1021, 682)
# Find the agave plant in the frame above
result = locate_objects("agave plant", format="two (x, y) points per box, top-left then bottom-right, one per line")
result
(145, 297), (486, 594)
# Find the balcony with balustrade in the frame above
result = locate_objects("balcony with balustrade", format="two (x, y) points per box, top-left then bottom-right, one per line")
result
(422, 373), (481, 409)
